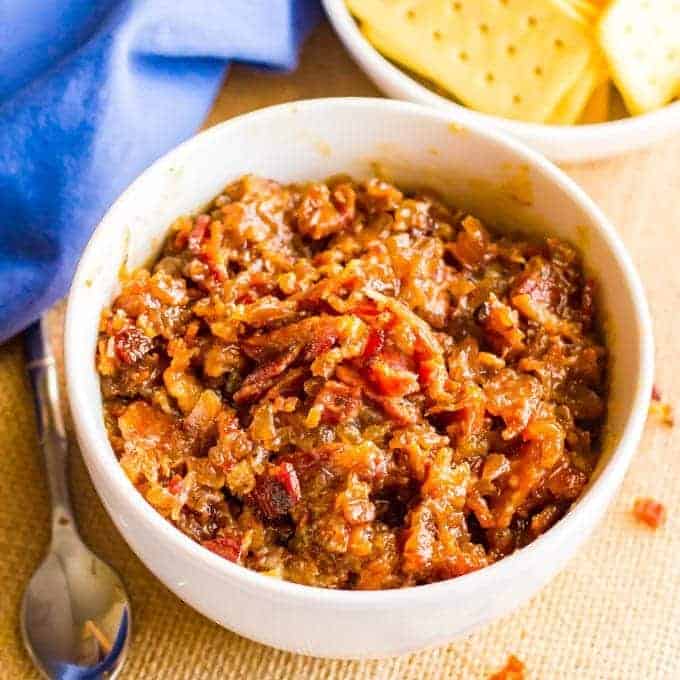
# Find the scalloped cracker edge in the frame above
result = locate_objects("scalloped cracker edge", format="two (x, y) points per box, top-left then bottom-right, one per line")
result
(348, 0), (595, 123)
(598, 0), (680, 114)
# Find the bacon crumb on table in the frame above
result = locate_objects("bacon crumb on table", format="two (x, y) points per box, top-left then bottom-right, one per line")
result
(489, 654), (525, 680)
(97, 175), (607, 589)
(649, 385), (674, 427)
(633, 497), (666, 529)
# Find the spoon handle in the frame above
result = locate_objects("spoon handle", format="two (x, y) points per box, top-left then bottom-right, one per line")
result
(24, 317), (75, 533)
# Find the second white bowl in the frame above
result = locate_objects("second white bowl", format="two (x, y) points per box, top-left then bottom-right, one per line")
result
(323, 0), (680, 162)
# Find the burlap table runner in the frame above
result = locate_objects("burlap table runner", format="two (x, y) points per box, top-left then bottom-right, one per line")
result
(1, 23), (678, 679)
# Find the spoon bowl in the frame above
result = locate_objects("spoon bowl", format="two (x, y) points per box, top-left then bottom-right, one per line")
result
(21, 526), (130, 678)
(21, 318), (131, 678)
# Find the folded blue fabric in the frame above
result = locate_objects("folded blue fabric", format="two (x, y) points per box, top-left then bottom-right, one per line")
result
(0, 0), (321, 344)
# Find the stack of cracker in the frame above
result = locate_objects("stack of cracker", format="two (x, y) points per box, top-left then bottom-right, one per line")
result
(347, 0), (680, 124)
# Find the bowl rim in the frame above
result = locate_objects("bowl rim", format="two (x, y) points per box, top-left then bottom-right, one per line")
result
(65, 96), (654, 608)
(321, 0), (680, 150)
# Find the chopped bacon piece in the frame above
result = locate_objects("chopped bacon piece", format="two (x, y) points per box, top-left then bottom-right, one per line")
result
(312, 380), (361, 424)
(117, 401), (187, 479)
(546, 462), (587, 501)
(467, 487), (495, 528)
(274, 462), (301, 501)
(367, 352), (420, 398)
(633, 497), (666, 529)
(484, 369), (542, 440)
(202, 532), (243, 562)
(372, 394), (419, 425)
(512, 257), (558, 307)
(167, 474), (183, 495)
(477, 294), (524, 355)
(351, 299), (380, 320)
(188, 214), (211, 254)
(252, 463), (301, 519)
(447, 215), (490, 269)
(296, 183), (355, 239)
(114, 326), (153, 365)
(529, 504), (561, 537)
(365, 289), (443, 358)
(360, 177), (403, 212)
(238, 296), (297, 329)
(416, 358), (438, 386)
(233, 345), (301, 404)
(489, 654), (525, 680)
(304, 333), (337, 362)
(363, 327), (386, 359)
(241, 315), (343, 361)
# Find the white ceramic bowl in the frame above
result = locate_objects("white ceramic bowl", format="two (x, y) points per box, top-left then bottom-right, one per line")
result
(323, 0), (680, 163)
(65, 98), (653, 659)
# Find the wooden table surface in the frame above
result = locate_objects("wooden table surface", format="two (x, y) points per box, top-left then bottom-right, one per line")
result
(1, 22), (679, 679)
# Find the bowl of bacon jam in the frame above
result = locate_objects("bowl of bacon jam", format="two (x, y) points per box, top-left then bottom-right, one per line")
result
(68, 100), (652, 657)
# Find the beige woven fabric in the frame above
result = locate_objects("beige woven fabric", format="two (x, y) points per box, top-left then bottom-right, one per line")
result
(1, 23), (679, 679)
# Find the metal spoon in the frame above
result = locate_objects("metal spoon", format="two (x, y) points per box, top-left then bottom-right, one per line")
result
(21, 317), (131, 679)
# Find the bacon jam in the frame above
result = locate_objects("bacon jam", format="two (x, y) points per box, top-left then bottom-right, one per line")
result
(489, 655), (525, 680)
(97, 175), (607, 589)
(632, 497), (666, 529)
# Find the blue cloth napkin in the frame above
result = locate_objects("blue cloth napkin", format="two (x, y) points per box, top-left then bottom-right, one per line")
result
(0, 0), (321, 344)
